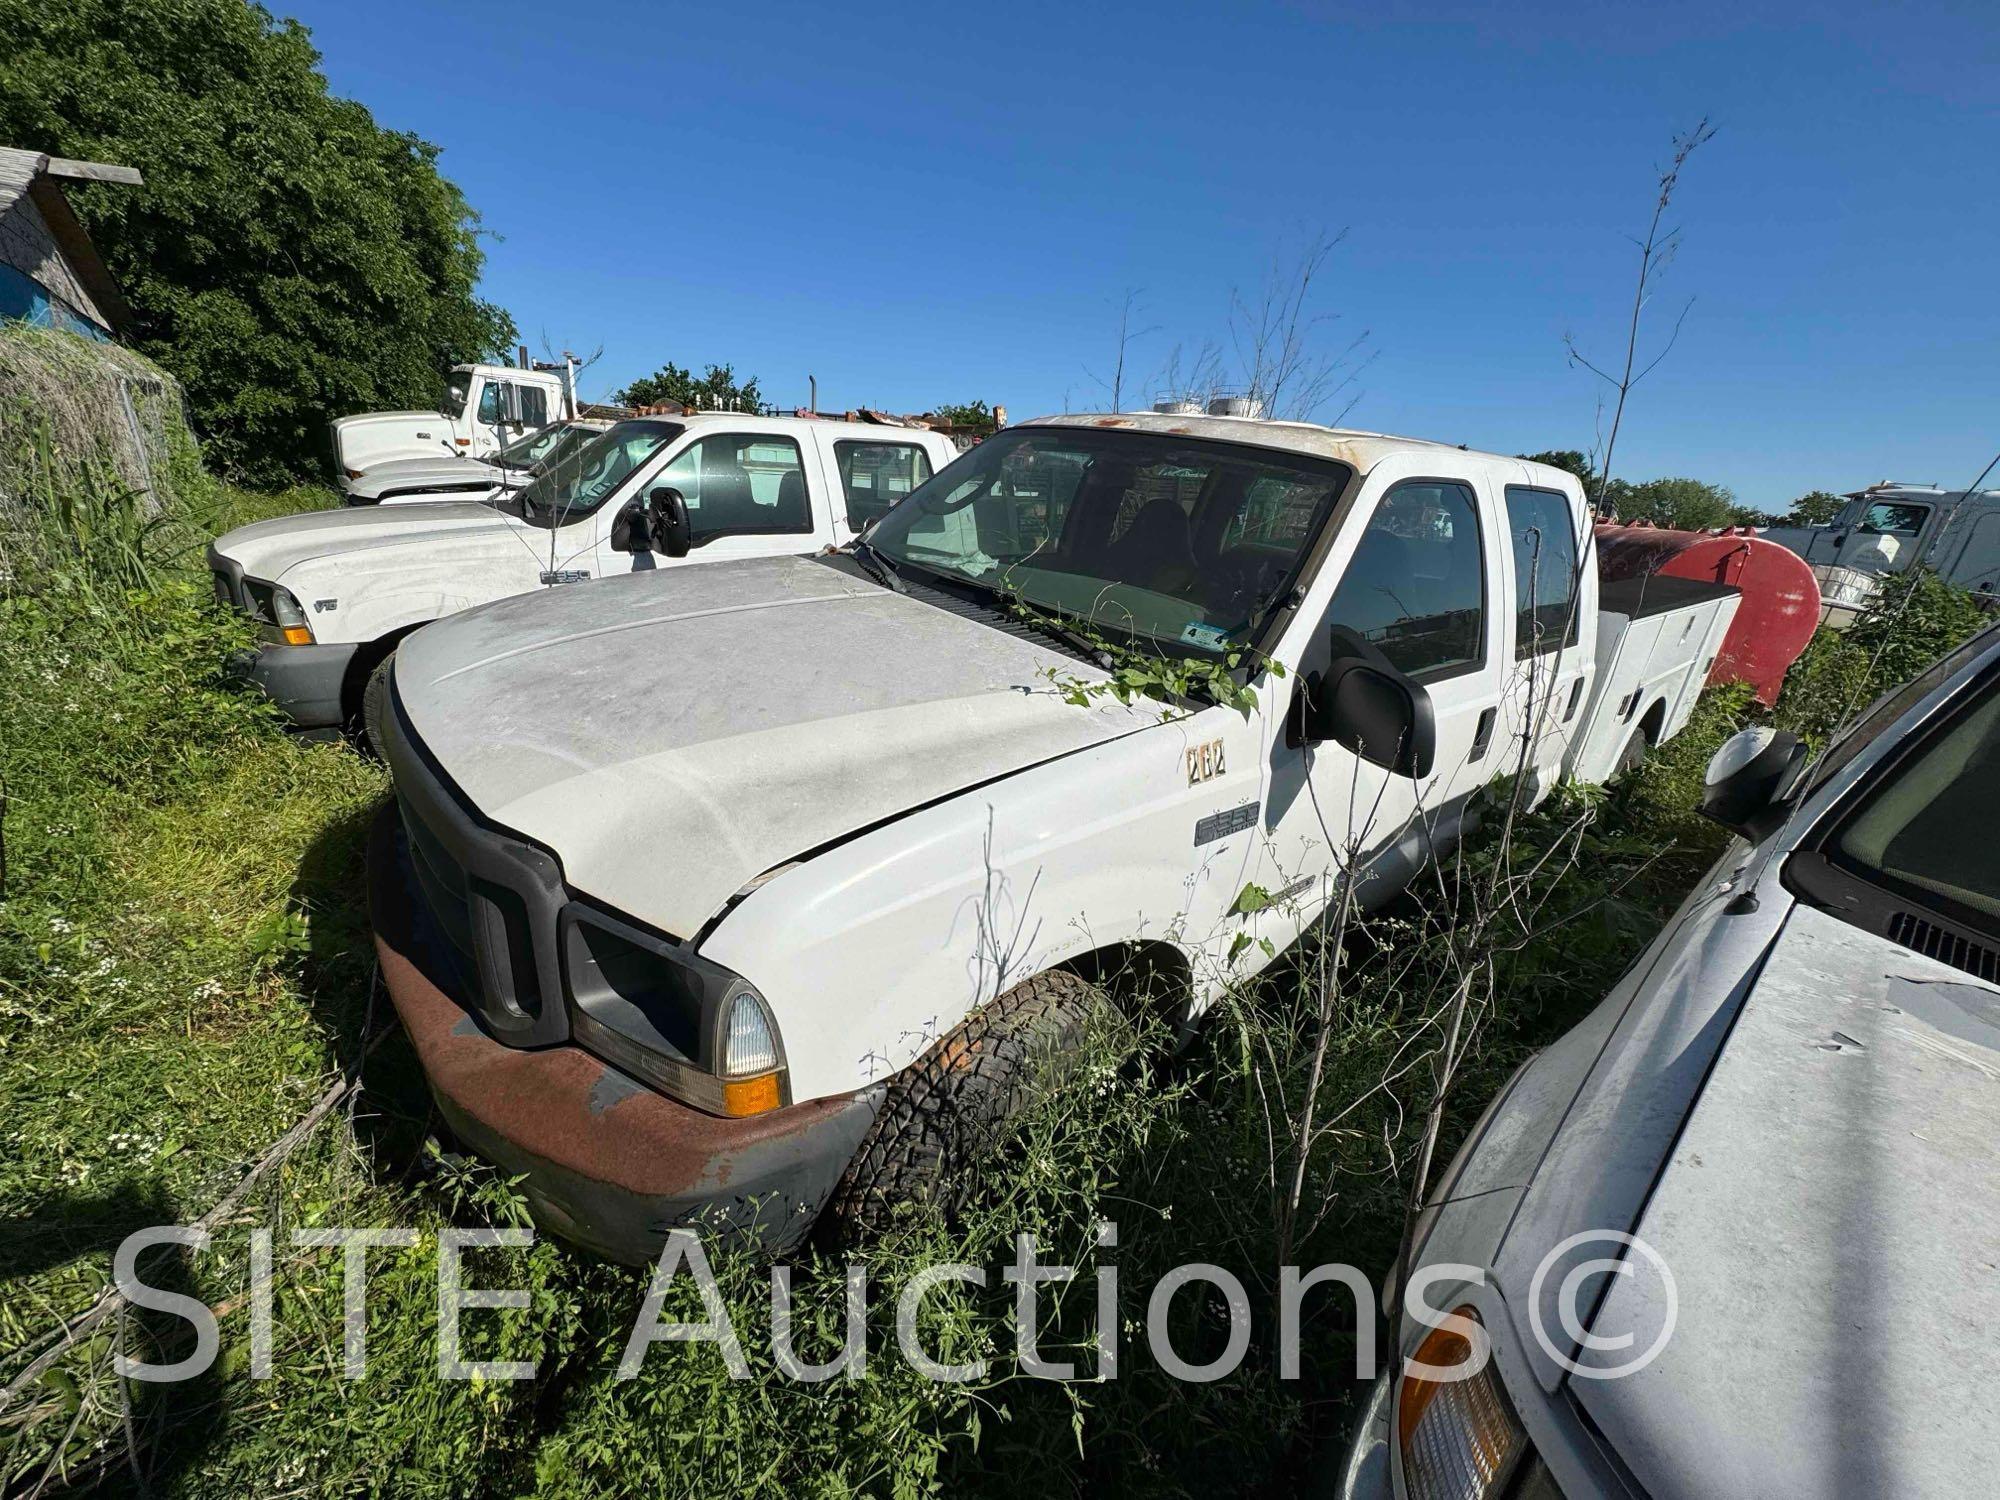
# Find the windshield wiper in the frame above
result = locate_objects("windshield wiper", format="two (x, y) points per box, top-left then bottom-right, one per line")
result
(849, 537), (904, 593)
(918, 567), (1112, 666)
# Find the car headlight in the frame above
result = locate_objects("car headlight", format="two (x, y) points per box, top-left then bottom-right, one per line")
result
(243, 578), (314, 645)
(1397, 1307), (1529, 1500)
(561, 909), (787, 1118)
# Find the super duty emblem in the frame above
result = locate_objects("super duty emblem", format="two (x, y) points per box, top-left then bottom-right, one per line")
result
(540, 569), (590, 586)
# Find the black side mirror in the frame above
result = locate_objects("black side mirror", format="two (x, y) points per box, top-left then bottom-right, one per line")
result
(1288, 626), (1436, 777)
(608, 497), (651, 553)
(647, 487), (691, 558)
(1700, 726), (1806, 838)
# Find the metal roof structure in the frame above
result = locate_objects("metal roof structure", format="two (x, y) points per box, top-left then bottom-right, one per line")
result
(0, 147), (143, 335)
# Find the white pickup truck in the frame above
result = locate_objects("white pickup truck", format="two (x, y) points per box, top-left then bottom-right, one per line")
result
(363, 408), (1748, 1262)
(330, 362), (573, 489)
(208, 413), (957, 738)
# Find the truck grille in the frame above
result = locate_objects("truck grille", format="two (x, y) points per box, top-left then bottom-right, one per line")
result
(385, 695), (572, 1048)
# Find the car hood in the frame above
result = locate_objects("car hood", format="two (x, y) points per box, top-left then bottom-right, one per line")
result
(211, 501), (529, 584)
(350, 454), (499, 495)
(1573, 901), (2000, 1497)
(392, 554), (1156, 938)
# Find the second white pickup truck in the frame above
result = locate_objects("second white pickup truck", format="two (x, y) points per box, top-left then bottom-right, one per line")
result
(364, 408), (1763, 1261)
(209, 413), (958, 738)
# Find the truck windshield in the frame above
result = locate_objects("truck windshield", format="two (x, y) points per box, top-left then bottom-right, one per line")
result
(494, 422), (589, 472)
(866, 427), (1350, 655)
(442, 369), (473, 419)
(509, 420), (681, 529)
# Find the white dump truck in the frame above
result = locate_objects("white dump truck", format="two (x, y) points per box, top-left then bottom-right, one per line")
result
(364, 407), (1752, 1262)
(329, 361), (576, 489)
(208, 413), (958, 738)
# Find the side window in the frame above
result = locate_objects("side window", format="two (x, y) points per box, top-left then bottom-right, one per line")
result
(835, 441), (934, 531)
(657, 433), (812, 543)
(476, 381), (502, 424)
(1325, 481), (1485, 681)
(1505, 485), (1581, 659)
(519, 385), (549, 428)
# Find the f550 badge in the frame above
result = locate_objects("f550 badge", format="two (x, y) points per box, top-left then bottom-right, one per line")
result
(1186, 738), (1226, 786)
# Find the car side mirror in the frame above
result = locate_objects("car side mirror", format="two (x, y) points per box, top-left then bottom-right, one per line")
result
(608, 497), (651, 553)
(1288, 626), (1436, 777)
(647, 487), (691, 558)
(1700, 726), (1806, 838)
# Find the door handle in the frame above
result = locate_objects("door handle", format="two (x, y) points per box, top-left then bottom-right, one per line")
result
(1469, 706), (1497, 762)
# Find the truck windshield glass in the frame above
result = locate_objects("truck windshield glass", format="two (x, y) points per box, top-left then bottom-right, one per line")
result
(512, 420), (681, 528)
(1831, 670), (2000, 925)
(442, 370), (472, 419)
(495, 422), (589, 472)
(866, 427), (1349, 654)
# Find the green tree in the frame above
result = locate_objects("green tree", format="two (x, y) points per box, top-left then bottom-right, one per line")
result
(931, 400), (999, 437)
(1783, 489), (1844, 526)
(1606, 476), (1754, 530)
(617, 361), (764, 412)
(0, 0), (516, 485)
(1518, 449), (1597, 488)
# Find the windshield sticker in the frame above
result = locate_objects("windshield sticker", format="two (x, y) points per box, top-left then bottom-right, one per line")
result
(1180, 622), (1231, 650)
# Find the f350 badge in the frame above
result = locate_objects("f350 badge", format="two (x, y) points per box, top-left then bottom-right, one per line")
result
(1186, 738), (1226, 786)
(539, 569), (590, 586)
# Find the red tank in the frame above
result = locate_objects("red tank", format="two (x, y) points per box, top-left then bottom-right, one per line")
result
(1594, 523), (1821, 707)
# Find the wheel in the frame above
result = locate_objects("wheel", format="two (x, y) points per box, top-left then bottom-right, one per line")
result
(360, 648), (398, 759)
(1615, 726), (1648, 778)
(824, 970), (1111, 1237)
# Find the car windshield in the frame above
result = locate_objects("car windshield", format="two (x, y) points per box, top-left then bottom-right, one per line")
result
(442, 369), (473, 419)
(510, 420), (682, 529)
(1831, 666), (2000, 925)
(866, 427), (1350, 654)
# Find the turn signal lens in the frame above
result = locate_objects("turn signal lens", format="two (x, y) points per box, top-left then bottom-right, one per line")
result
(1397, 1307), (1527, 1500)
(282, 625), (313, 646)
(719, 1073), (783, 1117)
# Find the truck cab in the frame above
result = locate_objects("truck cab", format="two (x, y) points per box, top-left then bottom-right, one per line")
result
(1763, 482), (2000, 622)
(330, 362), (573, 489)
(365, 411), (1741, 1262)
(209, 413), (958, 736)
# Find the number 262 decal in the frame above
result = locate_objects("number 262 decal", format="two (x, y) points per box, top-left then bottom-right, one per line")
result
(1186, 738), (1226, 786)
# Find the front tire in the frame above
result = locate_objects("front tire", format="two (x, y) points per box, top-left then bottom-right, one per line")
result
(825, 970), (1111, 1238)
(360, 648), (398, 759)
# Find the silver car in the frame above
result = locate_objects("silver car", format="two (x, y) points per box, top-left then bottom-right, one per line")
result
(1338, 622), (2000, 1499)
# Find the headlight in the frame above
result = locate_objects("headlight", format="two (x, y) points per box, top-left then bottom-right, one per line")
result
(562, 911), (787, 1118)
(1397, 1307), (1529, 1500)
(244, 578), (314, 645)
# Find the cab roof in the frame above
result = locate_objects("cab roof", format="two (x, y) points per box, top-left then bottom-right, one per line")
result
(1023, 411), (1582, 490)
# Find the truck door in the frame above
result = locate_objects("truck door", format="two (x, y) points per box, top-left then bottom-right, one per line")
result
(821, 434), (938, 545)
(1256, 469), (1506, 938)
(596, 427), (821, 575)
(1499, 483), (1594, 791)
(1938, 508), (2000, 602)
(471, 377), (546, 458)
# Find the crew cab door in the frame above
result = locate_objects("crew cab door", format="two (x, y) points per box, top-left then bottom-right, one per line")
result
(1498, 482), (1595, 790)
(595, 423), (834, 575)
(816, 432), (942, 545)
(1253, 459), (1508, 942)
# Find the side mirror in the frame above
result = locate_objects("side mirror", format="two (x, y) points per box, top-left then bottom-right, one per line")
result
(608, 497), (651, 553)
(647, 487), (691, 558)
(1700, 726), (1806, 838)
(1288, 626), (1436, 777)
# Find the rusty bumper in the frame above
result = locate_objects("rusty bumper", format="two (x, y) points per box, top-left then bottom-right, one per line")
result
(367, 804), (876, 1263)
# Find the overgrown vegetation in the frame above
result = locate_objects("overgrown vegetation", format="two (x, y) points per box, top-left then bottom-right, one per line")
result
(1, 353), (1989, 1492)
(0, 0), (516, 484)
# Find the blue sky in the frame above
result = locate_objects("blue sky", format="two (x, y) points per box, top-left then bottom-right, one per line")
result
(297, 0), (1997, 511)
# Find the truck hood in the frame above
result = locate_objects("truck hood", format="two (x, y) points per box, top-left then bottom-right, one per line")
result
(1573, 902), (2000, 1497)
(348, 454), (500, 500)
(392, 554), (1156, 938)
(211, 501), (531, 586)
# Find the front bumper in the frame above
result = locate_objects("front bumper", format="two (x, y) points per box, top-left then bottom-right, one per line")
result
(240, 641), (356, 728)
(367, 804), (876, 1262)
